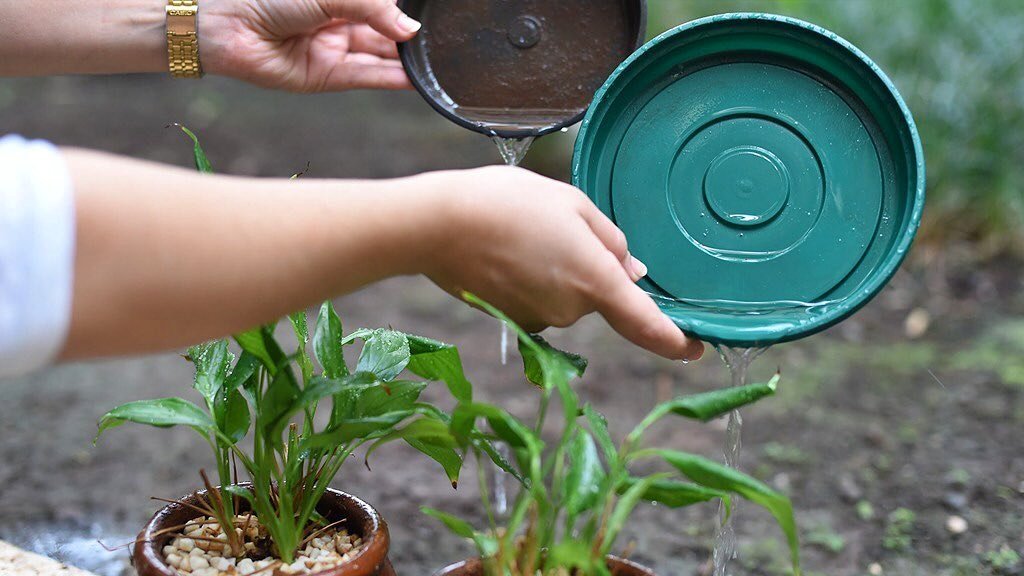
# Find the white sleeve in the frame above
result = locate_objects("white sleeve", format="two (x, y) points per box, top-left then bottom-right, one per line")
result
(0, 135), (75, 379)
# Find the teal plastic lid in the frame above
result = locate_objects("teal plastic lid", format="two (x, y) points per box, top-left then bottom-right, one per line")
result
(573, 14), (926, 347)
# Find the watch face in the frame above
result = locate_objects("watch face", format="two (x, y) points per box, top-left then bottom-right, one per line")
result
(166, 5), (198, 36)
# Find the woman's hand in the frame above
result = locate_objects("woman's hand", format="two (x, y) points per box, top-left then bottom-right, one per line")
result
(201, 0), (419, 92)
(416, 166), (706, 362)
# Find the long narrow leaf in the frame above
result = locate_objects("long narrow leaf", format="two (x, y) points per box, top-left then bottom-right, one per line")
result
(649, 449), (801, 574)
(601, 473), (671, 555)
(627, 375), (780, 446)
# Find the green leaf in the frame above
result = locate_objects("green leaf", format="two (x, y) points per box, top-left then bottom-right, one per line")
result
(583, 404), (618, 466)
(601, 473), (670, 555)
(234, 326), (284, 375)
(96, 398), (214, 442)
(473, 436), (526, 486)
(297, 374), (376, 417)
(618, 477), (730, 512)
(330, 380), (427, 426)
(175, 124), (213, 173)
(406, 439), (463, 488)
(218, 387), (251, 443)
(363, 417), (456, 466)
(226, 351), (261, 406)
(650, 449), (801, 574)
(451, 402), (542, 455)
(288, 311), (313, 382)
(519, 334), (587, 387)
(548, 540), (601, 573)
(564, 430), (606, 515)
(188, 340), (233, 407)
(356, 329), (411, 382)
(313, 302), (348, 379)
(421, 508), (475, 539)
(665, 375), (779, 422)
(299, 411), (415, 451)
(627, 376), (780, 446)
(223, 485), (254, 504)
(260, 367), (301, 440)
(405, 334), (472, 403)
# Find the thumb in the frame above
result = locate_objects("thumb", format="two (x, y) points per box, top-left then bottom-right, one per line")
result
(318, 0), (422, 41)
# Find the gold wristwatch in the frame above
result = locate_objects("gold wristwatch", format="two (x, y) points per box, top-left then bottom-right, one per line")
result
(166, 0), (203, 78)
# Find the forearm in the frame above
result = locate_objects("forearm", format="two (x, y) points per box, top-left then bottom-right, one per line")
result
(0, 0), (165, 76)
(62, 149), (437, 359)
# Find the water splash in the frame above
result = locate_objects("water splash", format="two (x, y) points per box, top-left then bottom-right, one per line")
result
(712, 345), (768, 576)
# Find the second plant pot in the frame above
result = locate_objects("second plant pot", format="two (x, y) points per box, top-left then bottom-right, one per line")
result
(432, 556), (656, 576)
(133, 485), (396, 576)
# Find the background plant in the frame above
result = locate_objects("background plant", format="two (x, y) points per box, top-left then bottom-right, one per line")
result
(95, 129), (479, 564)
(424, 296), (801, 576)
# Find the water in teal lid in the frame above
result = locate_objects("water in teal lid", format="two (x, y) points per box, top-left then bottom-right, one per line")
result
(573, 14), (926, 347)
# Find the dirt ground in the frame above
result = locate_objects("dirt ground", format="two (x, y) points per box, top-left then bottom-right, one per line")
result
(1, 75), (1022, 576)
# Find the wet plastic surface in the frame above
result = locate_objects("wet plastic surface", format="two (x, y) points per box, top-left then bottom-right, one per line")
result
(573, 13), (926, 347)
(398, 0), (646, 138)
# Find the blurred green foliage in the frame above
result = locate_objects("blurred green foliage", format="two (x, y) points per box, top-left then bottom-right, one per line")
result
(643, 0), (1024, 249)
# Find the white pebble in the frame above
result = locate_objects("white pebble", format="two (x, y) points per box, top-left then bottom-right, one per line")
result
(190, 556), (210, 570)
(946, 515), (968, 535)
(236, 558), (255, 575)
(165, 553), (182, 568)
(178, 555), (192, 571)
(178, 537), (195, 552)
(868, 563), (883, 575)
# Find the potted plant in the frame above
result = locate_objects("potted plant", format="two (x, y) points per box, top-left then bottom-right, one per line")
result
(95, 129), (495, 576)
(423, 297), (802, 576)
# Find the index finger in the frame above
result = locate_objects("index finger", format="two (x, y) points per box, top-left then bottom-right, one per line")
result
(317, 0), (421, 42)
(596, 272), (705, 361)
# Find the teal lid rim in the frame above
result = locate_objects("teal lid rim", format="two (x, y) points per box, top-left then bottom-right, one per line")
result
(572, 13), (927, 347)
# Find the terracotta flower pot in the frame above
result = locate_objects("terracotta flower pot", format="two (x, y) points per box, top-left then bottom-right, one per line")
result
(133, 486), (396, 576)
(432, 557), (656, 576)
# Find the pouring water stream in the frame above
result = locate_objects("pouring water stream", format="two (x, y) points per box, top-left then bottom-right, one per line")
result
(712, 345), (768, 576)
(490, 136), (535, 517)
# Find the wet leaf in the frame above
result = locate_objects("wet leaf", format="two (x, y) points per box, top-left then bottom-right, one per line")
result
(189, 340), (233, 407)
(219, 387), (251, 443)
(356, 329), (410, 382)
(299, 411), (416, 451)
(313, 302), (348, 379)
(583, 404), (618, 465)
(519, 334), (587, 388)
(405, 334), (472, 403)
(96, 398), (214, 442)
(288, 311), (313, 382)
(564, 430), (605, 515)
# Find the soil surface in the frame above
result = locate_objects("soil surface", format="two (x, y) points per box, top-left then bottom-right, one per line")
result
(1, 74), (1023, 576)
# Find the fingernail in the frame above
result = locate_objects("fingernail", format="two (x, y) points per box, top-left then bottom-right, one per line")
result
(630, 256), (649, 278)
(397, 13), (422, 33)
